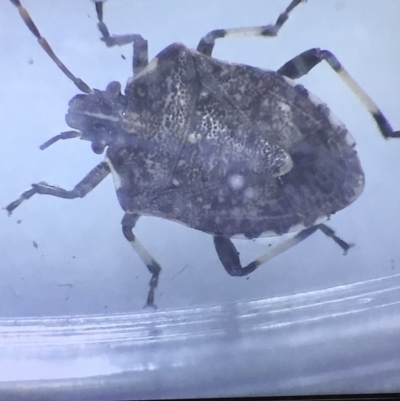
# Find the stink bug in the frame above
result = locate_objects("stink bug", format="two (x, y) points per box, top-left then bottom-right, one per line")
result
(5, 0), (399, 308)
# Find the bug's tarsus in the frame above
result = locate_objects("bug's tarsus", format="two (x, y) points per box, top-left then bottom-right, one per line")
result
(277, 48), (399, 140)
(5, 162), (110, 215)
(145, 274), (159, 310)
(40, 130), (82, 150)
(94, 1), (148, 75)
(121, 213), (161, 308)
(196, 0), (306, 57)
(9, 0), (91, 93)
(5, 187), (36, 216)
(317, 224), (354, 255)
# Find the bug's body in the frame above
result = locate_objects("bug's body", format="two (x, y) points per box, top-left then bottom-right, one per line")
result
(97, 45), (364, 238)
(7, 0), (398, 307)
(72, 43), (364, 239)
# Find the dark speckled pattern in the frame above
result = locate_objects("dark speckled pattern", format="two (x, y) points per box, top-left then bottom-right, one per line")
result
(73, 43), (364, 239)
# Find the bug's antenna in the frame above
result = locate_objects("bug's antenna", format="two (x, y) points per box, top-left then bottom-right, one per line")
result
(39, 131), (82, 151)
(9, 0), (92, 94)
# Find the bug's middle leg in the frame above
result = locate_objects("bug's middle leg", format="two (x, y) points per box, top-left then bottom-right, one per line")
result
(277, 48), (400, 140)
(93, 1), (148, 75)
(121, 213), (162, 309)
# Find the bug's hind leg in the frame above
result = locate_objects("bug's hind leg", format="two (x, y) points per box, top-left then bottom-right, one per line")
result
(278, 48), (400, 140)
(214, 224), (352, 276)
(121, 213), (162, 309)
(93, 1), (148, 75)
(197, 0), (305, 56)
(214, 225), (319, 277)
(5, 161), (110, 215)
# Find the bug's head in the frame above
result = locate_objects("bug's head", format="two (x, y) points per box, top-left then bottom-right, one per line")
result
(40, 81), (140, 153)
(40, 80), (154, 154)
(64, 81), (129, 154)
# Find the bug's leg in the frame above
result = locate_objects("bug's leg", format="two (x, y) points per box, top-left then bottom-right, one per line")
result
(318, 224), (354, 255)
(197, 0), (305, 56)
(121, 213), (162, 309)
(93, 1), (148, 75)
(278, 48), (400, 139)
(5, 161), (110, 215)
(213, 225), (318, 276)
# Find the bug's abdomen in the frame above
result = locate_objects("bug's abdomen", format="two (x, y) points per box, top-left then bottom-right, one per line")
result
(144, 119), (364, 239)
(146, 151), (363, 239)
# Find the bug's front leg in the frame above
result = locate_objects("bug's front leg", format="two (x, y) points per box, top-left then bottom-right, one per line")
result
(121, 213), (162, 309)
(5, 161), (110, 215)
(93, 1), (148, 75)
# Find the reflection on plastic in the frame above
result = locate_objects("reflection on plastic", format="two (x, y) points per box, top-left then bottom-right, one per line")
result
(1, 273), (400, 399)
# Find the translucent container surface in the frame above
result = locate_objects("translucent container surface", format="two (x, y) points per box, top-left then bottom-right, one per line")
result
(1, 273), (400, 400)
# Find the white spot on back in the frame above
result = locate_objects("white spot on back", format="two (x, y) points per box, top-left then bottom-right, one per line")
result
(277, 101), (291, 113)
(228, 174), (245, 190)
(187, 132), (201, 144)
(244, 187), (256, 199)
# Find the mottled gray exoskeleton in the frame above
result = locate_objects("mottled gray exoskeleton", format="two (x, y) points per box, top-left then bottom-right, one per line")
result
(6, 0), (399, 308)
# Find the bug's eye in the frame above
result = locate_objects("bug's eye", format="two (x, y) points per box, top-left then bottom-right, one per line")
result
(105, 81), (122, 98)
(91, 141), (106, 154)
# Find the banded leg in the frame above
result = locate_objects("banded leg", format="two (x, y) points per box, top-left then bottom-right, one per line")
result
(121, 213), (162, 309)
(9, 0), (91, 93)
(277, 48), (400, 139)
(214, 224), (351, 277)
(5, 161), (110, 215)
(318, 224), (353, 255)
(197, 0), (305, 56)
(94, 2), (148, 75)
